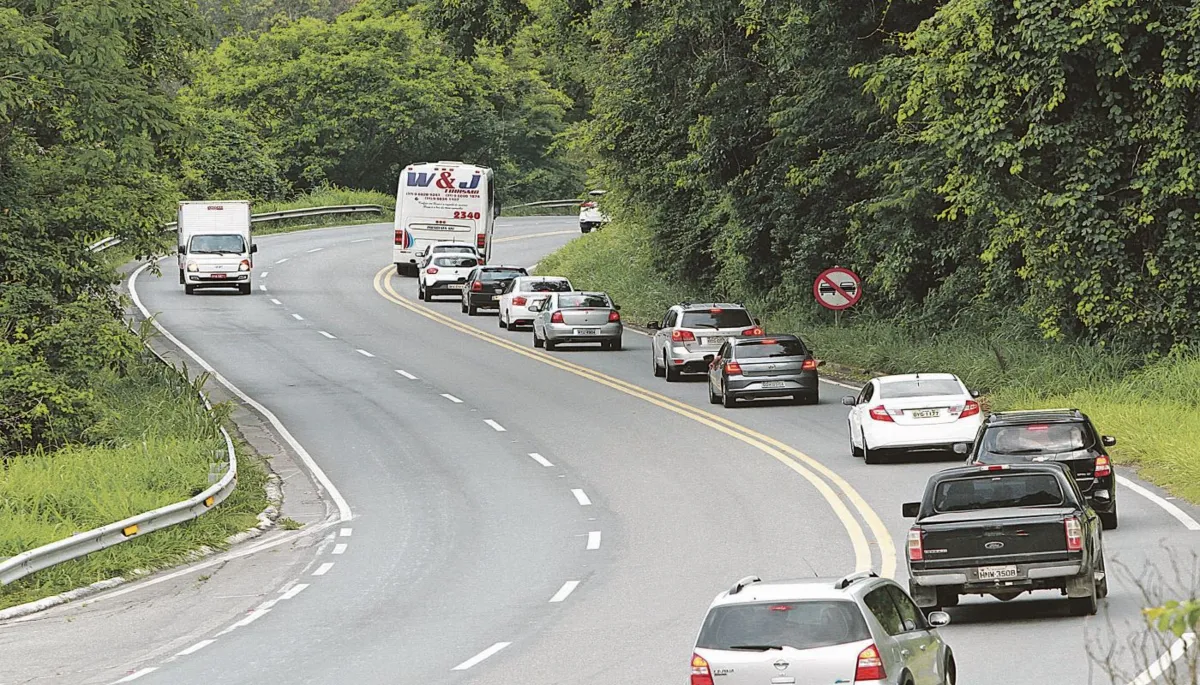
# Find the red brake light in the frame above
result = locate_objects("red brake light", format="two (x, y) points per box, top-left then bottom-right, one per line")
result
(476, 234), (486, 249)
(1065, 517), (1083, 551)
(726, 361), (743, 375)
(691, 653), (715, 685)
(980, 464), (1009, 471)
(854, 644), (887, 681)
(581, 201), (597, 209)
(801, 359), (818, 371)
(393, 229), (403, 245)
(742, 326), (764, 336)
(1094, 455), (1112, 478)
(709, 308), (723, 313)
(671, 329), (696, 343)
(513, 296), (527, 306)
(471, 281), (482, 292)
(551, 311), (564, 324)
(959, 399), (980, 419)
(906, 528), (923, 561)
(1027, 424), (1049, 431)
(425, 267), (439, 275)
(608, 310), (621, 322)
(868, 405), (893, 422)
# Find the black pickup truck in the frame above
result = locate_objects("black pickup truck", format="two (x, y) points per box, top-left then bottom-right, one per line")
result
(902, 462), (1107, 616)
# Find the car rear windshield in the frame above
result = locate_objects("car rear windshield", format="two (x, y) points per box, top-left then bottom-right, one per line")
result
(696, 600), (870, 651)
(735, 339), (807, 359)
(432, 245), (474, 253)
(980, 423), (1093, 457)
(558, 293), (611, 308)
(433, 256), (478, 268)
(189, 234), (246, 254)
(523, 280), (571, 292)
(933, 474), (1066, 512)
(878, 379), (962, 399)
(479, 269), (525, 282)
(681, 309), (753, 329)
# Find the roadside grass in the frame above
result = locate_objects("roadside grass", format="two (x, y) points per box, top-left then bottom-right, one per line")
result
(0, 351), (268, 610)
(538, 219), (1200, 503)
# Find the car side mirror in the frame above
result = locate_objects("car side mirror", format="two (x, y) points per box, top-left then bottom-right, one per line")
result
(927, 611), (951, 627)
(613, 304), (621, 311)
(1102, 435), (1117, 447)
(178, 245), (186, 255)
(970, 389), (981, 398)
(754, 318), (762, 326)
(703, 354), (715, 364)
(841, 396), (857, 406)
(902, 502), (920, 518)
(251, 244), (258, 254)
(493, 202), (502, 218)
(952, 442), (971, 455)
(528, 303), (542, 312)
(646, 321), (661, 330)
(816, 359), (826, 367)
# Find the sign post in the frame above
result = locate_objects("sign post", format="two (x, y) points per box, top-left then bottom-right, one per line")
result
(813, 266), (863, 325)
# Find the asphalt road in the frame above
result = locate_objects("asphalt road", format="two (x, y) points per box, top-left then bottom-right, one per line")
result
(5, 216), (1199, 685)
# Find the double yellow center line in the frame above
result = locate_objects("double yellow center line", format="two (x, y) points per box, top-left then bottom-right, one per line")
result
(372, 264), (896, 578)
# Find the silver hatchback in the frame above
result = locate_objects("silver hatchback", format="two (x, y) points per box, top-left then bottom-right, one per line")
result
(647, 303), (763, 381)
(530, 291), (623, 351)
(691, 573), (955, 685)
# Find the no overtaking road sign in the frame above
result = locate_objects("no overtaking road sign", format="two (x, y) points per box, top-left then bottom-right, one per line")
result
(813, 266), (862, 311)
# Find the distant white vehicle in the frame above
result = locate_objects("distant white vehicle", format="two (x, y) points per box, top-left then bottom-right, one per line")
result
(579, 189), (610, 233)
(176, 200), (257, 296)
(843, 373), (982, 464)
(418, 253), (482, 301)
(498, 276), (574, 330)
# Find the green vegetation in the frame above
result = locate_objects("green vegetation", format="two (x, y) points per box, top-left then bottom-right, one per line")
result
(0, 350), (268, 610)
(252, 187), (396, 236)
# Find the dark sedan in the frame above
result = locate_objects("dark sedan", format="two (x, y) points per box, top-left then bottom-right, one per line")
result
(460, 265), (528, 316)
(707, 335), (823, 407)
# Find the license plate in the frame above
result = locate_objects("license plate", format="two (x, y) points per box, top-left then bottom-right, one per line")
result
(210, 273), (227, 279)
(762, 381), (787, 389)
(977, 565), (1019, 581)
(912, 409), (940, 419)
(573, 328), (599, 335)
(702, 337), (724, 346)
(492, 295), (501, 300)
(447, 284), (464, 289)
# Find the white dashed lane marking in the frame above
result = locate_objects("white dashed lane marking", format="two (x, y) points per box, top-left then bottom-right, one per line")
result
(291, 313), (304, 321)
(484, 419), (506, 432)
(452, 642), (512, 671)
(279, 583), (309, 600)
(356, 349), (375, 358)
(395, 370), (417, 379)
(307, 247), (323, 253)
(319, 331), (337, 339)
(340, 528), (353, 537)
(528, 452), (553, 467)
(333, 544), (347, 555)
(441, 394), (463, 404)
(313, 563), (334, 576)
(270, 298), (282, 305)
(587, 531), (601, 550)
(571, 489), (591, 506)
(113, 667), (157, 682)
(549, 581), (580, 603)
(260, 271), (268, 278)
(274, 258), (289, 264)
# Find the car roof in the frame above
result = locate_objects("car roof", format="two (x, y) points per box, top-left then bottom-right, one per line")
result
(517, 275), (567, 281)
(477, 264), (525, 270)
(711, 577), (883, 608)
(733, 334), (798, 344)
(985, 408), (1087, 425)
(558, 290), (607, 297)
(875, 373), (959, 383)
(677, 302), (746, 311)
(933, 462), (1073, 481)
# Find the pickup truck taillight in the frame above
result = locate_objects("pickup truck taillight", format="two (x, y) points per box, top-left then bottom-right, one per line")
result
(1094, 455), (1112, 477)
(869, 405), (894, 422)
(1065, 517), (1083, 551)
(471, 281), (483, 292)
(906, 528), (924, 561)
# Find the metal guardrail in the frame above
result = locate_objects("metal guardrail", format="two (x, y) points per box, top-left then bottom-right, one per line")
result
(506, 199), (583, 211)
(0, 237), (244, 587)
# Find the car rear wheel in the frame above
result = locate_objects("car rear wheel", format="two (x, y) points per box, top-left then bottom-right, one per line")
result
(849, 424), (864, 457)
(721, 382), (736, 408)
(708, 381), (721, 405)
(664, 354), (681, 382)
(498, 310), (507, 328)
(862, 431), (884, 464)
(467, 304), (478, 316)
(532, 330), (543, 348)
(545, 339), (556, 351)
(1096, 551), (1109, 599)
(652, 350), (665, 377)
(942, 652), (957, 685)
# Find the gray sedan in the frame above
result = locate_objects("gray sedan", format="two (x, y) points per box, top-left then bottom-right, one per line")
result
(708, 334), (823, 407)
(530, 292), (623, 351)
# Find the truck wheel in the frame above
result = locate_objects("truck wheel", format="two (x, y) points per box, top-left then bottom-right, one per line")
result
(184, 285), (195, 295)
(239, 283), (251, 295)
(1068, 579), (1099, 616)
(937, 588), (959, 608)
(1100, 507), (1118, 531)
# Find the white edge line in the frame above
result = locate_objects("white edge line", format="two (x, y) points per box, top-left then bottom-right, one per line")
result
(484, 419), (506, 432)
(571, 489), (591, 506)
(1127, 632), (1196, 685)
(356, 349), (375, 358)
(333, 543), (347, 555)
(312, 562), (334, 576)
(586, 531), (601, 550)
(528, 452), (553, 467)
(548, 580), (580, 603)
(113, 667), (157, 683)
(395, 369), (417, 379)
(1117, 476), (1200, 530)
(451, 642), (512, 671)
(441, 393), (464, 404)
(130, 260), (352, 523)
(175, 639), (215, 656)
(279, 583), (309, 600)
(319, 331), (337, 339)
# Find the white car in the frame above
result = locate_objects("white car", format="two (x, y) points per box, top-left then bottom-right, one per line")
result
(418, 253), (481, 301)
(843, 373), (982, 465)
(579, 189), (610, 233)
(498, 276), (574, 330)
(418, 242), (479, 269)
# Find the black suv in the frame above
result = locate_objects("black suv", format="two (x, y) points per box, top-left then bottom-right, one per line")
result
(962, 409), (1118, 530)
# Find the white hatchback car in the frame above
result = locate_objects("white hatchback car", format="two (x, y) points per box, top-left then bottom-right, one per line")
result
(843, 373), (982, 464)
(418, 242), (479, 269)
(498, 276), (573, 330)
(417, 253), (481, 301)
(578, 189), (610, 233)
(692, 573), (954, 685)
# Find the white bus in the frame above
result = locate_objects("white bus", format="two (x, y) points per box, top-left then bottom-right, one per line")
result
(393, 161), (499, 276)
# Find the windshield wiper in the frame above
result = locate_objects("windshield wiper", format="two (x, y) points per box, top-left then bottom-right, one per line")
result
(727, 644), (784, 651)
(689, 324), (720, 329)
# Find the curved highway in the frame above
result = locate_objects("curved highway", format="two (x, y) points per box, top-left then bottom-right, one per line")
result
(5, 217), (1197, 684)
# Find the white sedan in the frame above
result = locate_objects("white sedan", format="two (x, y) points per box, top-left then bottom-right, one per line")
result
(843, 373), (982, 464)
(498, 276), (573, 330)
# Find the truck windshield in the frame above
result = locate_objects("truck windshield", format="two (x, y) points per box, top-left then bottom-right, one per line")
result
(190, 234), (246, 254)
(696, 600), (870, 651)
(980, 424), (1092, 456)
(933, 474), (1066, 512)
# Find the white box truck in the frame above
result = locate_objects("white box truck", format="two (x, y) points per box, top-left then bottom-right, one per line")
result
(177, 201), (256, 295)
(393, 161), (499, 276)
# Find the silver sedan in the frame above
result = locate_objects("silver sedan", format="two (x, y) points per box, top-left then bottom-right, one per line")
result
(530, 292), (623, 351)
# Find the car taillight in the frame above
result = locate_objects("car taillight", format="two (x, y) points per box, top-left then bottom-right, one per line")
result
(801, 359), (818, 371)
(868, 405), (893, 422)
(742, 326), (764, 336)
(471, 281), (482, 292)
(959, 399), (980, 419)
(854, 644), (886, 681)
(726, 361), (743, 375)
(551, 311), (564, 324)
(425, 267), (439, 275)
(608, 310), (620, 322)
(690, 653), (715, 685)
(581, 201), (597, 209)
(906, 528), (924, 561)
(672, 329), (696, 343)
(238, 259), (251, 272)
(1094, 455), (1112, 478)
(513, 296), (527, 306)
(1065, 517), (1083, 551)
(476, 234), (486, 249)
